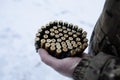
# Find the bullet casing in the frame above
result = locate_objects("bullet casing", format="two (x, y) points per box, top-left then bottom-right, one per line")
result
(35, 20), (88, 58)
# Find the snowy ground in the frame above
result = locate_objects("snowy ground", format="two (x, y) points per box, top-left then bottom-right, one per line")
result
(0, 0), (105, 80)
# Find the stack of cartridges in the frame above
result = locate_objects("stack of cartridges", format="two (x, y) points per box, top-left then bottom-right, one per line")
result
(35, 21), (88, 59)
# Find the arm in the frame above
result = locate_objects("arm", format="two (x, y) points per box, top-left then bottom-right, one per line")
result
(89, 0), (120, 56)
(73, 0), (120, 80)
(73, 52), (120, 80)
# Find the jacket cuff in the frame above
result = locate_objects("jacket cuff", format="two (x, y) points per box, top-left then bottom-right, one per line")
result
(72, 52), (114, 80)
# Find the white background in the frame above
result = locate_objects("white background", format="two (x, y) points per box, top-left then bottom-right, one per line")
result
(0, 0), (105, 80)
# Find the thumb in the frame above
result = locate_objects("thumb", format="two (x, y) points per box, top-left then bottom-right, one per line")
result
(38, 48), (60, 68)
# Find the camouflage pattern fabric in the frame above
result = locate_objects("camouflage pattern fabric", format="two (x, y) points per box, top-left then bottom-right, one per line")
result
(73, 0), (120, 80)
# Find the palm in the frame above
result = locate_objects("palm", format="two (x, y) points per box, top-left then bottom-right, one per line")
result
(38, 49), (81, 77)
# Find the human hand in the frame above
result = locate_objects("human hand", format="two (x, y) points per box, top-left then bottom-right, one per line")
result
(38, 48), (82, 78)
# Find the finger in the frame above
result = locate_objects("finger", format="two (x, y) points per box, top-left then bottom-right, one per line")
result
(38, 48), (60, 68)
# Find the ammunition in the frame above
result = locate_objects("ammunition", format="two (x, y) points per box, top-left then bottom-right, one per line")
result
(63, 30), (68, 34)
(56, 45), (61, 49)
(67, 42), (72, 46)
(68, 45), (73, 50)
(82, 34), (87, 38)
(59, 33), (63, 36)
(77, 42), (82, 46)
(70, 50), (76, 56)
(58, 28), (63, 32)
(79, 45), (83, 50)
(63, 48), (68, 52)
(76, 38), (81, 42)
(66, 40), (70, 43)
(62, 26), (67, 30)
(76, 32), (81, 36)
(56, 42), (61, 46)
(61, 37), (66, 41)
(69, 37), (73, 41)
(82, 43), (88, 49)
(55, 34), (60, 38)
(82, 31), (87, 35)
(67, 28), (71, 31)
(58, 25), (61, 28)
(41, 26), (46, 30)
(64, 34), (68, 38)
(62, 44), (67, 48)
(73, 44), (78, 48)
(75, 48), (82, 56)
(43, 35), (48, 39)
(64, 22), (68, 27)
(56, 46), (61, 49)
(50, 32), (55, 37)
(38, 29), (42, 33)
(61, 41), (66, 45)
(50, 46), (56, 52)
(83, 38), (88, 43)
(59, 20), (63, 26)
(51, 39), (56, 43)
(75, 48), (81, 52)
(69, 23), (73, 28)
(57, 39), (62, 42)
(78, 28), (83, 33)
(54, 30), (59, 34)
(56, 49), (62, 56)
(74, 25), (78, 30)
(51, 42), (56, 46)
(49, 21), (53, 26)
(36, 33), (40, 37)
(35, 20), (88, 59)
(68, 32), (73, 36)
(53, 26), (57, 29)
(40, 39), (46, 47)
(50, 28), (54, 32)
(53, 20), (58, 26)
(72, 30), (76, 34)
(47, 39), (51, 43)
(73, 34), (77, 38)
(45, 43), (50, 50)
(45, 24), (50, 28)
(45, 30), (50, 34)
(71, 41), (76, 45)
(35, 37), (40, 42)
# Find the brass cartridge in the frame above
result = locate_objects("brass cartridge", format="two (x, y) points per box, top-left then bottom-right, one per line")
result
(35, 20), (88, 59)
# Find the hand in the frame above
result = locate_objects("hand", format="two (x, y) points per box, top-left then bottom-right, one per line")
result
(38, 48), (82, 78)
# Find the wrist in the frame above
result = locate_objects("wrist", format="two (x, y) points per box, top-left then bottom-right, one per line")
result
(72, 54), (92, 80)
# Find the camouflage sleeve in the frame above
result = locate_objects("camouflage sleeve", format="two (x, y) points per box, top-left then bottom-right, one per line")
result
(72, 0), (120, 80)
(72, 52), (120, 80)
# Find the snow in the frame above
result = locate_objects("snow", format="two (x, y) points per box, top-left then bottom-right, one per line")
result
(0, 0), (105, 80)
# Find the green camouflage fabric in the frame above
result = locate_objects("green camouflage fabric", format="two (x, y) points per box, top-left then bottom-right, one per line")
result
(73, 0), (120, 80)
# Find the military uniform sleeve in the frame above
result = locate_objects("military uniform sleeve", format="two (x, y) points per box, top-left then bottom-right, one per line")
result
(72, 0), (120, 79)
(72, 52), (120, 80)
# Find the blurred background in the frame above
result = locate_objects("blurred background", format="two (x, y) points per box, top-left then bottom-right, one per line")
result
(0, 0), (105, 80)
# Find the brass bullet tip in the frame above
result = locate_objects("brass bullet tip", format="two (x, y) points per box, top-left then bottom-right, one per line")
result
(50, 32), (55, 37)
(35, 37), (40, 42)
(35, 20), (88, 59)
(50, 46), (55, 52)
(45, 43), (50, 49)
(78, 28), (83, 33)
(45, 30), (50, 34)
(36, 33), (40, 37)
(43, 35), (48, 39)
(53, 26), (57, 29)
(63, 48), (68, 52)
(56, 49), (62, 55)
